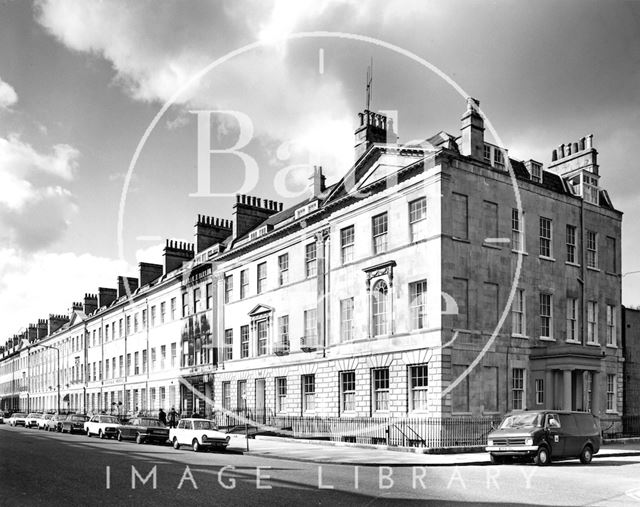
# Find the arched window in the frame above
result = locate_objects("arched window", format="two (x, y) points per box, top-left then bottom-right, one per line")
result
(372, 280), (389, 336)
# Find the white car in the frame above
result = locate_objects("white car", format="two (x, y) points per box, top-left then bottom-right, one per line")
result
(8, 412), (27, 427)
(37, 413), (54, 430)
(84, 414), (120, 439)
(169, 418), (230, 452)
(25, 413), (41, 428)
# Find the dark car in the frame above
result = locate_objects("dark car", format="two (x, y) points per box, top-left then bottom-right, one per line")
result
(117, 417), (170, 444)
(61, 414), (90, 434)
(486, 410), (601, 465)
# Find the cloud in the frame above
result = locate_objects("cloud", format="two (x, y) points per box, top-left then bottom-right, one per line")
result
(0, 134), (80, 250)
(33, 0), (375, 180)
(0, 76), (18, 109)
(0, 248), (131, 339)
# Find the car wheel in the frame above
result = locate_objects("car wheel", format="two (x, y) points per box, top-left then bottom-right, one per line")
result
(192, 439), (200, 452)
(86, 428), (91, 437)
(99, 430), (105, 439)
(117, 432), (123, 442)
(534, 446), (551, 466)
(173, 438), (180, 450)
(136, 434), (144, 445)
(580, 445), (593, 464)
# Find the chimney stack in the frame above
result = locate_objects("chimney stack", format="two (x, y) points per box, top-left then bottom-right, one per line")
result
(309, 166), (326, 198)
(163, 240), (195, 274)
(48, 314), (69, 335)
(139, 262), (163, 286)
(232, 195), (283, 240)
(83, 293), (98, 315)
(194, 215), (233, 253)
(36, 319), (48, 339)
(354, 110), (396, 160)
(459, 97), (484, 160)
(98, 287), (118, 308)
(117, 276), (139, 298)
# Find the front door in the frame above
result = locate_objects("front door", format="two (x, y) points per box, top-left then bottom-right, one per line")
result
(255, 379), (265, 424)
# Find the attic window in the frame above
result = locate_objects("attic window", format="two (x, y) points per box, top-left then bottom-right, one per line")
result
(531, 163), (542, 183)
(249, 226), (268, 240)
(294, 200), (319, 220)
(483, 145), (491, 163)
(494, 149), (504, 167)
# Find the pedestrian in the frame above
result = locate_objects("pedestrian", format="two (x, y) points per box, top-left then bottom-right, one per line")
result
(158, 408), (167, 426)
(168, 407), (177, 428)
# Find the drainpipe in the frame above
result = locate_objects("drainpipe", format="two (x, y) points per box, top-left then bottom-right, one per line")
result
(580, 197), (586, 346)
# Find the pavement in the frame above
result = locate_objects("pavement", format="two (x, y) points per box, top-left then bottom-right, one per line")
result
(233, 434), (640, 466)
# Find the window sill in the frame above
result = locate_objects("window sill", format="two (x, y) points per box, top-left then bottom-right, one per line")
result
(586, 341), (600, 347)
(587, 266), (600, 272)
(451, 237), (470, 244)
(605, 411), (620, 415)
(452, 411), (472, 416)
(511, 334), (529, 339)
(605, 271), (619, 277)
(605, 344), (618, 349)
(539, 256), (556, 262)
(539, 336), (556, 342)
(512, 250), (528, 256)
(565, 261), (581, 268)
(482, 243), (502, 250)
(566, 339), (581, 345)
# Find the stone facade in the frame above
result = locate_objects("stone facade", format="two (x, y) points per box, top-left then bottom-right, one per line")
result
(0, 99), (625, 429)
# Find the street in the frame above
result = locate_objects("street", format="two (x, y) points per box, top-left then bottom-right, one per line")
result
(1, 425), (640, 506)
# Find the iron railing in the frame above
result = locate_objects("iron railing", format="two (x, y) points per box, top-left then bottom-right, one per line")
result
(600, 415), (640, 438)
(212, 409), (503, 448)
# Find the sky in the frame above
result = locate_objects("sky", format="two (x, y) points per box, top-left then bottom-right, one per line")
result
(1, 0), (639, 339)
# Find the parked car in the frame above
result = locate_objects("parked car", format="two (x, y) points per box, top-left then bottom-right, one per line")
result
(37, 413), (54, 430)
(25, 413), (42, 428)
(61, 414), (90, 434)
(8, 412), (27, 427)
(84, 414), (119, 439)
(169, 418), (230, 452)
(486, 410), (601, 466)
(46, 413), (66, 432)
(117, 417), (170, 444)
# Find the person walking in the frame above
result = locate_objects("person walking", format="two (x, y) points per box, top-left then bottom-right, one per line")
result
(168, 407), (177, 428)
(158, 408), (167, 426)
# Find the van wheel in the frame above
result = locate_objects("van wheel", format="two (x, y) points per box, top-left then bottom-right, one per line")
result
(580, 445), (593, 464)
(173, 438), (180, 450)
(534, 446), (551, 466)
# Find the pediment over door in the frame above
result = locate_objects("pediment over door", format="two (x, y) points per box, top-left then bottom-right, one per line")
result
(248, 304), (274, 318)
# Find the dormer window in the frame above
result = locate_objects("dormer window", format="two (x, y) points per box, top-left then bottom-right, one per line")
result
(483, 144), (491, 163)
(583, 174), (599, 204)
(494, 149), (504, 167)
(531, 163), (542, 183)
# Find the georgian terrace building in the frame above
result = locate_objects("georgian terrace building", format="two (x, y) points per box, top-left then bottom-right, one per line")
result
(0, 98), (623, 427)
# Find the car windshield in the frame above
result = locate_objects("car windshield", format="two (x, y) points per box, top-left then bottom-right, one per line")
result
(71, 415), (87, 422)
(27, 413), (38, 418)
(13, 413), (26, 417)
(499, 413), (543, 429)
(102, 416), (118, 423)
(192, 420), (215, 430)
